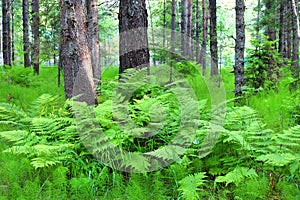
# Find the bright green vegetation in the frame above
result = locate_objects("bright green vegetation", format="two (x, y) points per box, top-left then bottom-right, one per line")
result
(0, 64), (300, 199)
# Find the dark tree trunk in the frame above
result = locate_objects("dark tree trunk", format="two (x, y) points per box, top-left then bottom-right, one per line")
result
(292, 0), (299, 78)
(209, 0), (218, 76)
(286, 1), (292, 59)
(234, 0), (245, 97)
(195, 0), (200, 63)
(60, 0), (96, 105)
(181, 0), (188, 57)
(32, 0), (40, 74)
(170, 0), (176, 82)
(86, 0), (101, 87)
(23, 0), (30, 67)
(201, 0), (208, 75)
(279, 0), (285, 55)
(118, 0), (150, 74)
(265, 0), (276, 43)
(2, 0), (12, 66)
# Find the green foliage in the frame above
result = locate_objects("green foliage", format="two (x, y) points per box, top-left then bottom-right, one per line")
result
(215, 167), (258, 186)
(245, 36), (283, 91)
(178, 172), (206, 200)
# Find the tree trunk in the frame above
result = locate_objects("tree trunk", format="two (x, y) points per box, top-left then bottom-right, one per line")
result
(265, 0), (276, 43)
(11, 0), (15, 63)
(118, 0), (150, 74)
(2, 0), (12, 66)
(195, 0), (200, 63)
(234, 0), (245, 97)
(23, 0), (30, 67)
(292, 0), (299, 78)
(181, 0), (188, 57)
(86, 0), (101, 87)
(170, 0), (176, 82)
(32, 0), (40, 74)
(187, 0), (193, 60)
(201, 0), (208, 75)
(286, 1), (292, 59)
(60, 0), (97, 105)
(210, 0), (218, 76)
(279, 0), (285, 55)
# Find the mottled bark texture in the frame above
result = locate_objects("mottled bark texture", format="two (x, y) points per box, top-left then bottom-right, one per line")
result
(292, 0), (299, 78)
(32, 0), (40, 74)
(60, 0), (96, 105)
(118, 0), (150, 74)
(23, 0), (30, 67)
(181, 0), (188, 57)
(234, 0), (245, 96)
(209, 0), (218, 76)
(201, 0), (208, 75)
(86, 0), (101, 86)
(2, 0), (12, 66)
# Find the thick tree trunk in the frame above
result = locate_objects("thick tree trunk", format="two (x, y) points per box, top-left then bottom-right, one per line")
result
(118, 0), (150, 74)
(60, 0), (96, 105)
(209, 0), (218, 76)
(292, 0), (299, 78)
(181, 0), (188, 57)
(201, 0), (208, 75)
(2, 0), (12, 66)
(86, 0), (101, 87)
(234, 0), (245, 97)
(265, 0), (276, 43)
(32, 0), (40, 74)
(23, 0), (30, 67)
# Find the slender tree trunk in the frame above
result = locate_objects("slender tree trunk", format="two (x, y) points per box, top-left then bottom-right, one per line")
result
(286, 1), (292, 59)
(2, 0), (12, 66)
(201, 0), (208, 75)
(23, 0), (30, 67)
(187, 0), (193, 59)
(86, 0), (101, 87)
(279, 0), (285, 55)
(163, 0), (166, 49)
(60, 0), (96, 105)
(195, 0), (200, 63)
(32, 0), (40, 74)
(181, 0), (188, 57)
(265, 0), (276, 49)
(210, 0), (218, 76)
(170, 0), (176, 82)
(11, 0), (15, 63)
(292, 0), (299, 78)
(119, 0), (150, 74)
(234, 0), (245, 97)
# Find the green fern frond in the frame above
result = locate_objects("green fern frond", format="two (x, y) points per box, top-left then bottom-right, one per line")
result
(256, 153), (296, 167)
(215, 167), (258, 186)
(0, 102), (27, 122)
(178, 172), (206, 200)
(0, 130), (28, 143)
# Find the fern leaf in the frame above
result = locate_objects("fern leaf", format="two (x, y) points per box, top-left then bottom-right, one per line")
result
(256, 153), (296, 167)
(215, 167), (258, 186)
(178, 172), (206, 200)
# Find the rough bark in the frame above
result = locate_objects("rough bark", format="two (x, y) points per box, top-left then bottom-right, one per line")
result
(265, 0), (276, 43)
(234, 0), (245, 97)
(2, 0), (12, 66)
(118, 0), (150, 74)
(23, 0), (30, 67)
(60, 0), (96, 105)
(201, 0), (208, 75)
(292, 0), (299, 78)
(11, 0), (15, 62)
(279, 0), (285, 55)
(32, 0), (40, 74)
(181, 0), (188, 57)
(86, 0), (101, 87)
(209, 0), (218, 76)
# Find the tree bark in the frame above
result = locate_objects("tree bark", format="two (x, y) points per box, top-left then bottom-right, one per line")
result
(265, 0), (276, 43)
(118, 0), (150, 74)
(292, 0), (299, 78)
(209, 0), (218, 76)
(32, 0), (40, 74)
(201, 0), (208, 75)
(23, 0), (31, 67)
(86, 0), (101, 87)
(60, 0), (97, 105)
(11, 0), (15, 63)
(187, 0), (193, 60)
(181, 0), (188, 57)
(234, 0), (245, 97)
(2, 0), (12, 66)
(195, 0), (200, 63)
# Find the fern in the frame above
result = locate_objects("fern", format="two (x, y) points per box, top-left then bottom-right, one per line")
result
(178, 172), (206, 200)
(215, 167), (258, 186)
